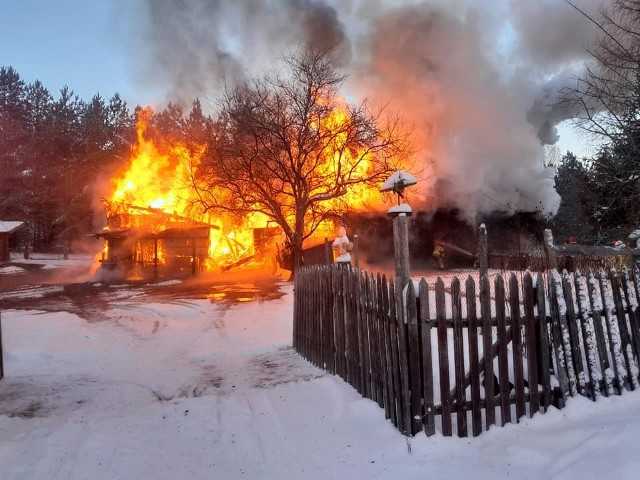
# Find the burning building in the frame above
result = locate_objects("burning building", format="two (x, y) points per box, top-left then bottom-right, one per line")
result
(93, 108), (281, 278)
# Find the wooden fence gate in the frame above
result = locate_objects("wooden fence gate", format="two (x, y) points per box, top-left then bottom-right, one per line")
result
(293, 265), (640, 437)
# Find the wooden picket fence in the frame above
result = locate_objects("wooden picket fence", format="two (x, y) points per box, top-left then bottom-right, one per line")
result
(293, 264), (640, 437)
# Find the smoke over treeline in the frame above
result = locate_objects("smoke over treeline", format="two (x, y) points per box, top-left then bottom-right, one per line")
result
(126, 0), (606, 219)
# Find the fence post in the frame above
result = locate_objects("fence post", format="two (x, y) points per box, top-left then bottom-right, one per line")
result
(353, 234), (360, 270)
(324, 238), (331, 264)
(478, 223), (488, 276)
(388, 209), (411, 292)
(544, 229), (557, 270)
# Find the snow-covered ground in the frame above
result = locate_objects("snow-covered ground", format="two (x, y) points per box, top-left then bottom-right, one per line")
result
(1, 264), (640, 479)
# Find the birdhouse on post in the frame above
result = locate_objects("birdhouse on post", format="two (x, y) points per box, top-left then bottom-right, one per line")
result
(381, 170), (417, 293)
(380, 170), (418, 205)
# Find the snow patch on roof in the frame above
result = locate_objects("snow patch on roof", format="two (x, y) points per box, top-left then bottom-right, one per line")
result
(0, 221), (25, 234)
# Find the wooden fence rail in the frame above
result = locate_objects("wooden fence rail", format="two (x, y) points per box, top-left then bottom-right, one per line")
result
(293, 264), (640, 437)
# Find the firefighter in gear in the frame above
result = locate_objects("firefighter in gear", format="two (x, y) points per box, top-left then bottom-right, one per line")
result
(432, 240), (445, 270)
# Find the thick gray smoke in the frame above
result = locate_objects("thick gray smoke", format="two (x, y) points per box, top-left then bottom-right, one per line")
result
(125, 0), (608, 218)
(129, 0), (350, 103)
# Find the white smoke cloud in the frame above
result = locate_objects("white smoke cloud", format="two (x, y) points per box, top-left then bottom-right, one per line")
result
(124, 0), (610, 218)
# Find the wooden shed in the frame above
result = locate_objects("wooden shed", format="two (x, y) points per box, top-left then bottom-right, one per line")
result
(0, 221), (25, 262)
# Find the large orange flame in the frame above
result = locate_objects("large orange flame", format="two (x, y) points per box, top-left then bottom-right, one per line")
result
(100, 104), (392, 274)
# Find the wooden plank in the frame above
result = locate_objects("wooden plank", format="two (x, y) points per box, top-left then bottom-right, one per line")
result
(509, 274), (526, 421)
(452, 277), (467, 437)
(326, 267), (336, 374)
(362, 272), (372, 399)
(573, 270), (600, 400)
(466, 276), (482, 436)
(388, 279), (403, 430)
(535, 274), (552, 410)
(371, 274), (383, 406)
(523, 273), (540, 415)
(355, 271), (366, 395)
(495, 274), (511, 426)
(396, 278), (412, 435)
(407, 281), (423, 435)
(436, 277), (452, 436)
(292, 267), (300, 351)
(375, 274), (387, 407)
(480, 274), (496, 429)
(320, 267), (329, 370)
(562, 271), (586, 396)
(419, 279), (435, 437)
(547, 271), (570, 405)
(609, 268), (636, 391)
(301, 268), (308, 359)
(587, 269), (612, 396)
(347, 268), (359, 390)
(621, 267), (640, 388)
(334, 267), (344, 378)
(381, 274), (393, 421)
(598, 269), (625, 393)
(310, 267), (317, 366)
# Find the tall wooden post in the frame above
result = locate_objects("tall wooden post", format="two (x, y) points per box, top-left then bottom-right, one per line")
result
(389, 209), (411, 291)
(324, 237), (332, 264)
(478, 223), (488, 277)
(191, 239), (197, 276)
(353, 234), (360, 270)
(543, 229), (557, 270)
(154, 238), (159, 279)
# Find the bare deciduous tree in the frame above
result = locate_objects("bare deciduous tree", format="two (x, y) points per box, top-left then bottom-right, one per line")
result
(562, 0), (640, 234)
(194, 48), (409, 275)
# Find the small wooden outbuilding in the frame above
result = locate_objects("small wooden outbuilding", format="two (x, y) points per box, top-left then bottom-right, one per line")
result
(0, 221), (25, 262)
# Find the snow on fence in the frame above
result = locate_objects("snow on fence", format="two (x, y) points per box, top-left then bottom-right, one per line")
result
(293, 264), (640, 438)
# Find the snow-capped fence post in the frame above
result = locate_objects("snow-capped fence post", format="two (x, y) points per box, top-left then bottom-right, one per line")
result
(388, 278), (403, 431)
(587, 269), (615, 396)
(607, 268), (636, 391)
(598, 269), (626, 393)
(535, 274), (553, 410)
(451, 277), (467, 436)
(509, 274), (526, 421)
(544, 229), (557, 271)
(547, 272), (571, 406)
(380, 170), (416, 292)
(353, 235), (360, 270)
(561, 272), (587, 396)
(419, 278), (436, 437)
(435, 277), (452, 436)
(621, 267), (640, 375)
(573, 270), (602, 400)
(523, 273), (541, 414)
(478, 223), (488, 277)
(389, 209), (410, 292)
(465, 276), (482, 437)
(495, 275), (512, 426)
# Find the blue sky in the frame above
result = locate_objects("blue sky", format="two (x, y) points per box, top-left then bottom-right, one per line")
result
(0, 0), (590, 158)
(0, 0), (147, 104)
